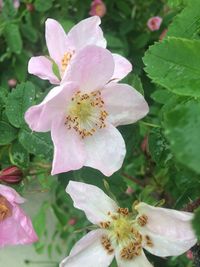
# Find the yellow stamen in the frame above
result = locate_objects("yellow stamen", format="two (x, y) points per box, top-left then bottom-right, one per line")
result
(0, 195), (12, 222)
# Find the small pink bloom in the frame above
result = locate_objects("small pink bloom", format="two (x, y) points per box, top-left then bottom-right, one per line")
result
(28, 17), (132, 85)
(159, 29), (168, 41)
(25, 46), (149, 176)
(0, 166), (23, 184)
(68, 218), (77, 226)
(60, 181), (197, 267)
(125, 186), (134, 195)
(0, 184), (38, 247)
(186, 250), (193, 260)
(8, 78), (17, 88)
(26, 3), (34, 12)
(89, 0), (106, 18)
(13, 0), (20, 9)
(147, 16), (163, 31)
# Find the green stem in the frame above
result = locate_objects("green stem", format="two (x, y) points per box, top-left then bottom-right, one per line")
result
(140, 121), (161, 128)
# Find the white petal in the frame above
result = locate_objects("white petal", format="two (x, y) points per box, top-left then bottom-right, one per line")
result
(62, 45), (114, 92)
(115, 247), (153, 267)
(60, 230), (114, 267)
(67, 16), (106, 51)
(141, 229), (197, 257)
(111, 54), (132, 81)
(66, 181), (118, 224)
(84, 124), (126, 176)
(101, 83), (149, 127)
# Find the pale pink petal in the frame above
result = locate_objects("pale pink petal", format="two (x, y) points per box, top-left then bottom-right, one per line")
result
(0, 205), (38, 247)
(66, 181), (118, 224)
(25, 82), (78, 132)
(136, 202), (196, 240)
(51, 119), (85, 175)
(28, 56), (60, 84)
(141, 228), (197, 257)
(60, 230), (114, 267)
(62, 46), (114, 92)
(101, 83), (149, 127)
(0, 184), (25, 204)
(67, 16), (106, 51)
(45, 18), (69, 66)
(84, 124), (126, 176)
(111, 54), (132, 81)
(115, 248), (153, 267)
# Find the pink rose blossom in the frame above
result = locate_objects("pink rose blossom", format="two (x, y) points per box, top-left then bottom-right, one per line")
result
(25, 46), (148, 176)
(89, 0), (106, 18)
(28, 17), (132, 85)
(0, 184), (38, 247)
(147, 16), (163, 31)
(60, 181), (197, 267)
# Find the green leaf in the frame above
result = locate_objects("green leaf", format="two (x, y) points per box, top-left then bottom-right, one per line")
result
(35, 0), (53, 12)
(0, 121), (18, 145)
(19, 127), (53, 160)
(9, 141), (29, 168)
(164, 100), (200, 174)
(6, 82), (35, 128)
(192, 207), (200, 240)
(143, 37), (200, 97)
(151, 89), (173, 104)
(4, 24), (22, 54)
(167, 0), (200, 39)
(52, 61), (61, 81)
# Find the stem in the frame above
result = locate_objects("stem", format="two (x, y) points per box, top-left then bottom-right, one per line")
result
(25, 260), (58, 265)
(140, 121), (161, 128)
(122, 173), (145, 187)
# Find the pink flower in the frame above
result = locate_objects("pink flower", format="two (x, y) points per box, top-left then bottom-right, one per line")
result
(147, 16), (163, 32)
(0, 184), (38, 247)
(25, 46), (148, 176)
(13, 0), (20, 9)
(60, 181), (197, 267)
(8, 78), (17, 88)
(89, 0), (106, 18)
(28, 16), (131, 85)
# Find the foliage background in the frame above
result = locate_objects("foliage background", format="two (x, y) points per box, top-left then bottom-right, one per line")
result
(0, 0), (200, 266)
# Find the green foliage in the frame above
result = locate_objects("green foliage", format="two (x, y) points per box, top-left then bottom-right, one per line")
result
(0, 121), (18, 145)
(4, 24), (22, 54)
(144, 37), (200, 97)
(192, 207), (200, 240)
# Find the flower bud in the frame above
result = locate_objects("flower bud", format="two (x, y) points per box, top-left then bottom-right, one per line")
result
(147, 16), (163, 31)
(89, 0), (106, 18)
(26, 3), (34, 12)
(68, 218), (77, 226)
(0, 166), (23, 184)
(8, 79), (17, 88)
(186, 250), (193, 260)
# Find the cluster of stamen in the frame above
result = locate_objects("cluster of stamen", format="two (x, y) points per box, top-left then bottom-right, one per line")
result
(61, 51), (74, 75)
(99, 207), (152, 261)
(101, 235), (114, 254)
(65, 90), (108, 139)
(0, 195), (12, 222)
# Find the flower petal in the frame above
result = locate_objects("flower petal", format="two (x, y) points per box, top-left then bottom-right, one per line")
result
(0, 205), (38, 247)
(67, 16), (106, 51)
(115, 248), (153, 267)
(51, 119), (85, 175)
(60, 229), (113, 267)
(66, 181), (118, 224)
(84, 124), (126, 176)
(141, 229), (197, 257)
(136, 202), (197, 256)
(28, 56), (60, 84)
(62, 45), (114, 92)
(25, 82), (78, 132)
(45, 18), (69, 66)
(0, 184), (25, 204)
(111, 54), (132, 81)
(101, 83), (149, 126)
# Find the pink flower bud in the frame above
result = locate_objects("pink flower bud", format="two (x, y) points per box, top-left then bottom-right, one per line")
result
(186, 250), (193, 260)
(13, 0), (20, 9)
(0, 166), (23, 184)
(89, 0), (106, 18)
(147, 16), (163, 31)
(68, 218), (77, 226)
(125, 186), (134, 196)
(26, 3), (34, 12)
(8, 79), (17, 88)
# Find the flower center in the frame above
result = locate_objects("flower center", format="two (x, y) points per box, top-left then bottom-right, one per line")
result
(100, 207), (152, 260)
(61, 51), (74, 75)
(65, 90), (108, 139)
(0, 195), (12, 222)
